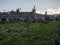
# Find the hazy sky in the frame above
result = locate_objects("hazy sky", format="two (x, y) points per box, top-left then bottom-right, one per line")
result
(0, 0), (60, 12)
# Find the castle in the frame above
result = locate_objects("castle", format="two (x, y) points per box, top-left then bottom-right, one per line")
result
(0, 6), (60, 22)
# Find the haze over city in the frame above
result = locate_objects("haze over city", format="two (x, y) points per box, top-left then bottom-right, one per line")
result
(0, 0), (60, 14)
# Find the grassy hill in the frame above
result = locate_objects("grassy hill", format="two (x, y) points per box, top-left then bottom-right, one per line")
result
(0, 21), (60, 45)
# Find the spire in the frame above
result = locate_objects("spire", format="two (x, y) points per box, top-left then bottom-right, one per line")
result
(19, 8), (21, 13)
(4, 9), (5, 12)
(32, 5), (36, 13)
(34, 5), (35, 9)
(45, 11), (47, 15)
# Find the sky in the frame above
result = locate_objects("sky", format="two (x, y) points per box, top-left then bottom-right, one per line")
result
(0, 0), (60, 14)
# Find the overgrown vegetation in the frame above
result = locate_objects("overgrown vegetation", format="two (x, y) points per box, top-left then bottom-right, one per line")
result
(0, 21), (60, 45)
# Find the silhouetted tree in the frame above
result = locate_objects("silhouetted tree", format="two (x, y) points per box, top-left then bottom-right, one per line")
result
(16, 8), (20, 15)
(10, 10), (14, 15)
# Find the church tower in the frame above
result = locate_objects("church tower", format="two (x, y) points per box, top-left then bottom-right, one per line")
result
(32, 6), (36, 14)
(45, 11), (47, 15)
(32, 6), (36, 20)
(45, 11), (49, 20)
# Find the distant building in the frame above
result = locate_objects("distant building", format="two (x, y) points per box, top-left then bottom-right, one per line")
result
(0, 6), (60, 22)
(54, 14), (60, 21)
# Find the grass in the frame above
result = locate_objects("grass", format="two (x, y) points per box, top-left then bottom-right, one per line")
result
(0, 21), (60, 45)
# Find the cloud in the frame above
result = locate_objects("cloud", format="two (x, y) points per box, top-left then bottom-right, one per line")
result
(47, 7), (60, 14)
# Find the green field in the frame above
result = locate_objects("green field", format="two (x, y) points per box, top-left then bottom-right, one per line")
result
(0, 21), (60, 45)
